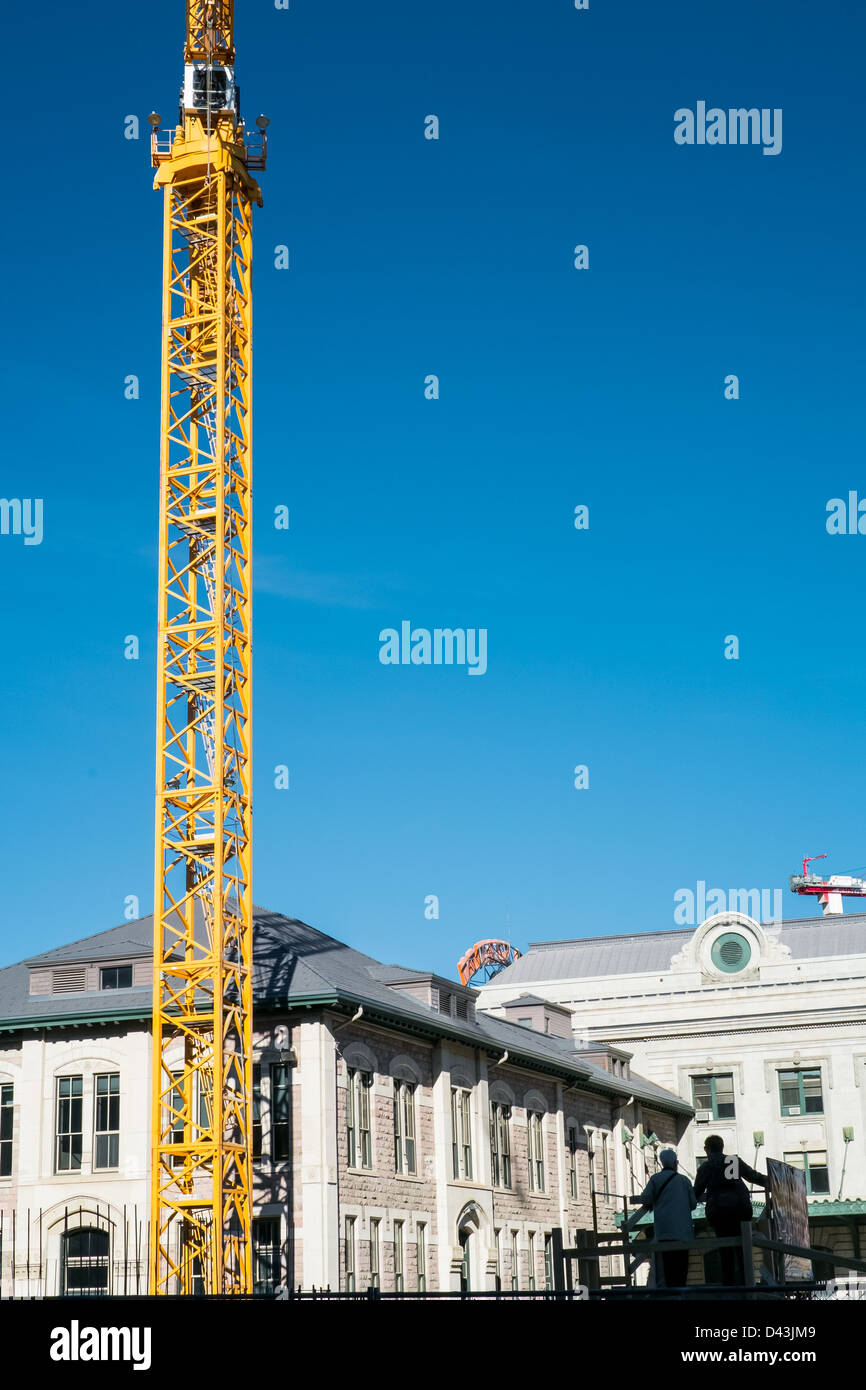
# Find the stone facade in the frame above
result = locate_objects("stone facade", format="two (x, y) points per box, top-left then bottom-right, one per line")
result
(0, 1005), (686, 1295)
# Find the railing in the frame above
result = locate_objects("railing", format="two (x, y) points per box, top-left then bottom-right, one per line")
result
(150, 128), (266, 169)
(560, 1222), (866, 1299)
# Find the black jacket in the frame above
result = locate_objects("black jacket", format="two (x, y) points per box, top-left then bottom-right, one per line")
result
(695, 1153), (766, 1214)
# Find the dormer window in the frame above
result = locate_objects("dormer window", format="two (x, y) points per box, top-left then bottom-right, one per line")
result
(100, 965), (133, 991)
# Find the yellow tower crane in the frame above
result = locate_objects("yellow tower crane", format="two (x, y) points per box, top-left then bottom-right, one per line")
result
(149, 0), (267, 1295)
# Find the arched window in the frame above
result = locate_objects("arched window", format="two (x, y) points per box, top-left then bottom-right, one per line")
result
(456, 1203), (484, 1296)
(62, 1228), (110, 1296)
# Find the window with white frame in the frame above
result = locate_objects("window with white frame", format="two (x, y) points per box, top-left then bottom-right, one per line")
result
(0, 1084), (12, 1178)
(601, 1131), (612, 1199)
(451, 1087), (473, 1180)
(167, 1070), (185, 1166)
(416, 1222), (427, 1293)
(511, 1230), (519, 1291)
(197, 1071), (211, 1138)
(527, 1110), (545, 1192)
(784, 1149), (830, 1196)
(93, 1073), (120, 1170)
(544, 1232), (554, 1290)
(778, 1068), (824, 1117)
(252, 1064), (262, 1159)
(691, 1073), (736, 1121)
(346, 1067), (372, 1169)
(62, 1227), (109, 1296)
(253, 1217), (281, 1294)
(567, 1123), (579, 1198)
(394, 1219), (404, 1292)
(270, 1063), (291, 1160)
(393, 1079), (416, 1175)
(345, 1216), (356, 1293)
(369, 1217), (381, 1290)
(490, 1102), (511, 1188)
(56, 1076), (84, 1172)
(527, 1231), (536, 1291)
(100, 965), (132, 991)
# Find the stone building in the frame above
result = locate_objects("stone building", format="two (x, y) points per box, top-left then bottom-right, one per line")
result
(0, 909), (690, 1296)
(478, 909), (866, 1265)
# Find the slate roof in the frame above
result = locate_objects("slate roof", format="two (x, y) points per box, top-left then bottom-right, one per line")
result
(0, 908), (691, 1116)
(494, 912), (866, 985)
(501, 993), (554, 1008)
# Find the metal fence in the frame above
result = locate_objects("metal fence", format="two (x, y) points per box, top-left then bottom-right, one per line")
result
(0, 1205), (148, 1298)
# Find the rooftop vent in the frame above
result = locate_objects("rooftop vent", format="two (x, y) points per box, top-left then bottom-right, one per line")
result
(52, 966), (87, 994)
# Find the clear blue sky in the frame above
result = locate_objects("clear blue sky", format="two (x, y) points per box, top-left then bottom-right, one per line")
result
(1, 0), (864, 975)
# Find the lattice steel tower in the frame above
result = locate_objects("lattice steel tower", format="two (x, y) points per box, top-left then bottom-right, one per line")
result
(149, 0), (266, 1295)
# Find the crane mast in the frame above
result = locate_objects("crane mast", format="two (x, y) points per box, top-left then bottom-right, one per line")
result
(149, 0), (266, 1295)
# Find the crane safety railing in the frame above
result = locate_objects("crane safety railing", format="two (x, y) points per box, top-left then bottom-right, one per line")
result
(150, 127), (267, 169)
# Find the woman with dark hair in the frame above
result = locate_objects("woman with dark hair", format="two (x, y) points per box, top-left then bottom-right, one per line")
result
(695, 1135), (769, 1286)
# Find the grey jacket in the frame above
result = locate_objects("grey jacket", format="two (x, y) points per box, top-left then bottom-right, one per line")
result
(632, 1168), (697, 1242)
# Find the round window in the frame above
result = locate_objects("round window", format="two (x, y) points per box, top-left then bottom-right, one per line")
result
(710, 931), (751, 973)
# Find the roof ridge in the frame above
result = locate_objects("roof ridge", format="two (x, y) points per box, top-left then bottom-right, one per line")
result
(528, 913), (866, 953)
(529, 928), (691, 950)
(20, 917), (155, 969)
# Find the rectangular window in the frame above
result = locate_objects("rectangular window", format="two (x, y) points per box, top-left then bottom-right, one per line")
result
(451, 1087), (473, 1180)
(691, 1073), (736, 1120)
(197, 1071), (211, 1139)
(100, 965), (133, 991)
(528, 1231), (536, 1292)
(271, 1063), (291, 1160)
(0, 1084), (12, 1178)
(490, 1102), (512, 1188)
(252, 1064), (262, 1159)
(253, 1217), (281, 1295)
(567, 1124), (578, 1199)
(393, 1079), (417, 1175)
(494, 1228), (502, 1292)
(345, 1216), (356, 1293)
(461, 1090), (472, 1179)
(168, 1070), (185, 1166)
(778, 1068), (824, 1116)
(527, 1111), (545, 1192)
(784, 1149), (830, 1196)
(94, 1073), (120, 1169)
(55, 1076), (83, 1172)
(603, 1128), (617, 1195)
(346, 1067), (372, 1170)
(451, 1089), (459, 1178)
(511, 1230), (519, 1292)
(544, 1232), (553, 1291)
(369, 1218), (381, 1290)
(417, 1222), (427, 1293)
(394, 1219), (404, 1292)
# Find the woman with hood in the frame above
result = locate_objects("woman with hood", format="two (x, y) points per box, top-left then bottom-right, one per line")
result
(626, 1148), (697, 1289)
